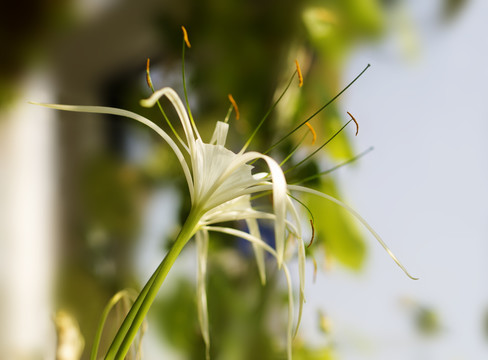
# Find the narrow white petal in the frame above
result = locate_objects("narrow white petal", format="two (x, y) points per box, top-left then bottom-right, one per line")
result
(202, 225), (277, 257)
(246, 218), (266, 285)
(282, 264), (294, 360)
(288, 185), (418, 280)
(196, 230), (210, 360)
(31, 102), (195, 202)
(210, 121), (229, 146)
(285, 196), (306, 337)
(192, 141), (257, 209)
(202, 151), (287, 267)
(140, 87), (200, 151)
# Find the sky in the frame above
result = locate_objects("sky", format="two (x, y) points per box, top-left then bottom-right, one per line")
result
(304, 0), (488, 359)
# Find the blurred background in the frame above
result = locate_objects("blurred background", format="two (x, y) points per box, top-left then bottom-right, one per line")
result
(1, 0), (487, 359)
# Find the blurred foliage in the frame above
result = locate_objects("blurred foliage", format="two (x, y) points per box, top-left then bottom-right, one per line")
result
(402, 298), (442, 337)
(414, 306), (442, 336)
(0, 1), (72, 108)
(66, 0), (395, 357)
(5, 0), (467, 358)
(156, 258), (280, 359)
(156, 250), (336, 359)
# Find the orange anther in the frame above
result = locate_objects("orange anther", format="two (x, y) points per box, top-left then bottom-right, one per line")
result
(146, 58), (153, 89)
(295, 59), (303, 87)
(305, 122), (316, 145)
(347, 111), (359, 136)
(181, 26), (191, 48)
(228, 94), (240, 120)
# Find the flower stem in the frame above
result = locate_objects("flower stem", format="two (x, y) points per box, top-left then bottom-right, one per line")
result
(105, 208), (202, 359)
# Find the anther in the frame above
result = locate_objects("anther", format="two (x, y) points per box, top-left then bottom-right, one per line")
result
(305, 122), (316, 145)
(228, 94), (240, 120)
(181, 26), (191, 48)
(307, 219), (315, 248)
(146, 58), (153, 89)
(295, 60), (303, 87)
(347, 111), (359, 136)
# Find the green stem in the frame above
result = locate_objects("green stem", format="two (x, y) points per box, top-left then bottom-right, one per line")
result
(91, 290), (132, 360)
(105, 208), (202, 359)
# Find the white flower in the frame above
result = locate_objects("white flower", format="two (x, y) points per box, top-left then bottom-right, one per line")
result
(33, 87), (304, 359)
(32, 82), (415, 360)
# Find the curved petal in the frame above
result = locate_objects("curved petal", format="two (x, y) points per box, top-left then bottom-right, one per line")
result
(285, 196), (306, 337)
(246, 217), (266, 285)
(192, 140), (257, 209)
(210, 121), (229, 146)
(288, 185), (418, 280)
(201, 151), (287, 267)
(196, 230), (210, 360)
(140, 87), (200, 153)
(31, 102), (195, 202)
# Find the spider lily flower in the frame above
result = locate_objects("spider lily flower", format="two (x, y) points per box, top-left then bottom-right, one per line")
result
(33, 84), (415, 359)
(31, 31), (415, 360)
(31, 87), (306, 360)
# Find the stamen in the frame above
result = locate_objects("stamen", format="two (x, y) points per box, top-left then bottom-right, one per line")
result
(266, 63), (370, 154)
(181, 26), (198, 135)
(146, 58), (153, 90)
(347, 111), (359, 136)
(284, 118), (353, 175)
(239, 67), (297, 154)
(143, 59), (185, 144)
(228, 94), (240, 120)
(295, 60), (303, 87)
(307, 219), (315, 248)
(305, 122), (316, 145)
(279, 131), (308, 167)
(181, 26), (191, 48)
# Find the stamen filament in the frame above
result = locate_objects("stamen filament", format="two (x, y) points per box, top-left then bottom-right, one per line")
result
(146, 58), (185, 145)
(266, 64), (370, 154)
(294, 146), (374, 185)
(181, 27), (198, 135)
(284, 118), (354, 175)
(280, 131), (309, 167)
(240, 69), (297, 154)
(223, 104), (233, 123)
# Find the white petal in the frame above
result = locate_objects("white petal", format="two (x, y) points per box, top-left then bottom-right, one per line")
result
(192, 140), (257, 209)
(196, 230), (210, 360)
(201, 151), (287, 267)
(246, 218), (266, 285)
(202, 225), (277, 258)
(31, 102), (195, 202)
(140, 87), (200, 152)
(210, 121), (229, 146)
(285, 196), (306, 337)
